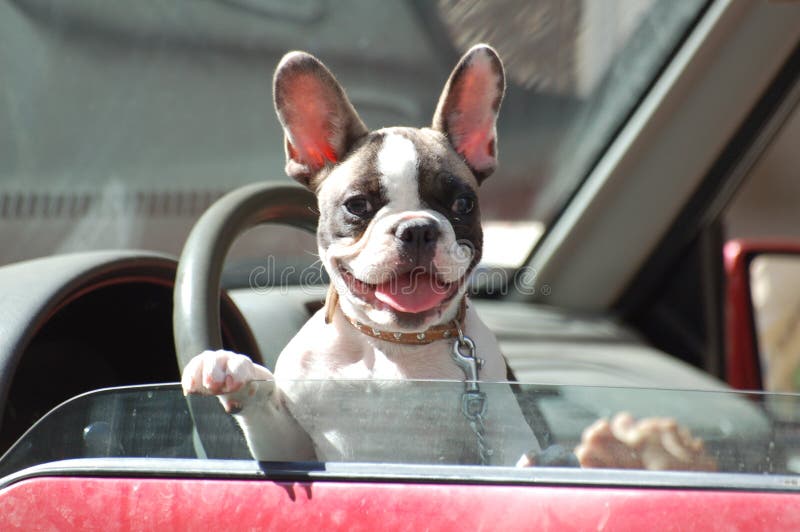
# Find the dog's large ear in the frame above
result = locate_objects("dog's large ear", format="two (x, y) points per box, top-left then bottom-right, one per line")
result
(432, 44), (505, 184)
(273, 52), (368, 188)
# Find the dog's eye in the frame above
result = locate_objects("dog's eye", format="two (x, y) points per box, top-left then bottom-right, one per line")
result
(451, 195), (475, 216)
(344, 196), (373, 217)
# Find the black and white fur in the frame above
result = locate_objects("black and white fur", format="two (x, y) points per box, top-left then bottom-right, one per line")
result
(182, 45), (538, 464)
(181, 45), (718, 472)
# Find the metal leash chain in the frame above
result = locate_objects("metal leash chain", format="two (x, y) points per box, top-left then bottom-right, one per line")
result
(450, 321), (493, 465)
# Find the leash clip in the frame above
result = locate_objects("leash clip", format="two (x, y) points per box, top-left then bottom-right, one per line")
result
(450, 320), (484, 388)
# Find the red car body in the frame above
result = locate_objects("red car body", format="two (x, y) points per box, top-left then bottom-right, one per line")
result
(3, 476), (799, 530)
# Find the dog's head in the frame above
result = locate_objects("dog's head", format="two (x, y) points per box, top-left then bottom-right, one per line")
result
(273, 45), (504, 332)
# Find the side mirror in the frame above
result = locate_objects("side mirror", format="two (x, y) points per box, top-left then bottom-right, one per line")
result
(724, 240), (800, 393)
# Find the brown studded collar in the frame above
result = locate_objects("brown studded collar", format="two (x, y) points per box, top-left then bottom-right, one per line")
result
(342, 297), (468, 345)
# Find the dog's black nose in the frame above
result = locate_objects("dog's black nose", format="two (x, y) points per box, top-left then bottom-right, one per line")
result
(395, 219), (440, 249)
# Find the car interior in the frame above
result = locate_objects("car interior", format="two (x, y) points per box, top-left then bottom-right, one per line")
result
(1, 1), (800, 480)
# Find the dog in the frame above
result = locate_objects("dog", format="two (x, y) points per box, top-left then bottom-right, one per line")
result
(182, 45), (714, 470)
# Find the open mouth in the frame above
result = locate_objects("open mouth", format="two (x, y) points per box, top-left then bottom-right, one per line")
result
(337, 263), (462, 315)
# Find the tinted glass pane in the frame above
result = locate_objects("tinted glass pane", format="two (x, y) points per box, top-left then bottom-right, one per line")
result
(2, 380), (797, 480)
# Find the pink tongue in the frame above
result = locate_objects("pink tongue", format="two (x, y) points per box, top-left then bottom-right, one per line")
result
(374, 273), (450, 313)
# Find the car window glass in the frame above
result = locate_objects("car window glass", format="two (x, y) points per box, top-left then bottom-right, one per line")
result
(750, 254), (800, 395)
(1, 381), (796, 480)
(0, 1), (707, 270)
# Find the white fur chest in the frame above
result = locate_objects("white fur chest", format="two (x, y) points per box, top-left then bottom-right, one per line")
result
(326, 341), (467, 381)
(266, 306), (535, 465)
(274, 308), (475, 382)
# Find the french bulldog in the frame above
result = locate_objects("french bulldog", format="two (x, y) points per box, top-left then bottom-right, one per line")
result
(182, 45), (714, 470)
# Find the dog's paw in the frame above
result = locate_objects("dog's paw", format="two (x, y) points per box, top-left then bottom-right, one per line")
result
(574, 412), (717, 471)
(181, 350), (272, 411)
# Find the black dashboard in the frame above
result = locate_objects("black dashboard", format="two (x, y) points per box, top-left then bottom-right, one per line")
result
(0, 251), (258, 453)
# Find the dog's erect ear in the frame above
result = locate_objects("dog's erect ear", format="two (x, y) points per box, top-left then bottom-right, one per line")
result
(432, 44), (505, 184)
(274, 51), (368, 188)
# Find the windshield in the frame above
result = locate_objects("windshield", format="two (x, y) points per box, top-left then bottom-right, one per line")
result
(0, 0), (706, 270)
(2, 380), (798, 486)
